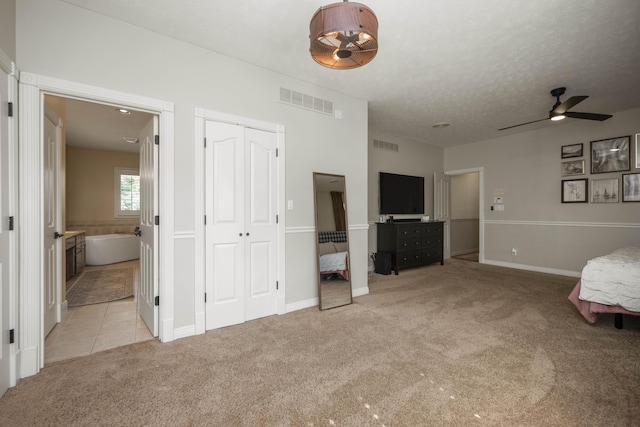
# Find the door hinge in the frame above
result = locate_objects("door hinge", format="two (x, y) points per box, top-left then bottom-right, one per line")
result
(276, 214), (279, 224)
(204, 137), (206, 148)
(9, 329), (14, 344)
(8, 216), (14, 231)
(204, 293), (207, 303)
(204, 215), (207, 225)
(155, 215), (160, 225)
(154, 296), (160, 306)
(276, 148), (279, 157)
(276, 281), (279, 290)
(154, 134), (159, 145)
(8, 102), (13, 117)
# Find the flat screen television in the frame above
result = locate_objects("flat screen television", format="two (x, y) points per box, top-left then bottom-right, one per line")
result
(379, 172), (425, 214)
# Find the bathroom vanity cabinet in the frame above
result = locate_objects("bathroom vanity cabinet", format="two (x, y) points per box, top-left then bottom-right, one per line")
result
(65, 231), (86, 282)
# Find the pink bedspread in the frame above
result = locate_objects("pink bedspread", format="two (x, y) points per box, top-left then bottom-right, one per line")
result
(569, 280), (640, 324)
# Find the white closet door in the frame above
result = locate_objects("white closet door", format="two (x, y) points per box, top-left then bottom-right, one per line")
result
(244, 128), (278, 321)
(205, 121), (245, 329)
(205, 123), (279, 329)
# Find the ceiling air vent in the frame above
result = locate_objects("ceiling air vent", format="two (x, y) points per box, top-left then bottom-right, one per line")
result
(373, 139), (399, 152)
(279, 87), (334, 116)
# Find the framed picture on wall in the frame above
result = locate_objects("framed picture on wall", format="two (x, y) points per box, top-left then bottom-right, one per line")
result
(622, 173), (640, 202)
(590, 136), (631, 173)
(561, 159), (585, 176)
(591, 178), (619, 203)
(561, 143), (583, 158)
(562, 178), (588, 203)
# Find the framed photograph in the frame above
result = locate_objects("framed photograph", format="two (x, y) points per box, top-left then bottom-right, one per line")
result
(561, 143), (583, 158)
(636, 133), (640, 169)
(561, 159), (585, 176)
(562, 178), (588, 203)
(590, 136), (631, 174)
(622, 173), (640, 202)
(591, 178), (619, 203)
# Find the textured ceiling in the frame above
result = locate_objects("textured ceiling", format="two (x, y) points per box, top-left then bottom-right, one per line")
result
(62, 0), (640, 148)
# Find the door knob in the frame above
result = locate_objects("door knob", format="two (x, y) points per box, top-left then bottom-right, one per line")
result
(54, 232), (64, 239)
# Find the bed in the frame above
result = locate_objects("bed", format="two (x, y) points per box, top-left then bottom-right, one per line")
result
(318, 231), (350, 281)
(568, 247), (640, 328)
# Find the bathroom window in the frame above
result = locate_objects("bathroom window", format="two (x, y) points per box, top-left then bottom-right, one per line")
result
(114, 167), (140, 217)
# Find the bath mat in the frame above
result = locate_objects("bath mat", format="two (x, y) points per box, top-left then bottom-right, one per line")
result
(66, 267), (134, 307)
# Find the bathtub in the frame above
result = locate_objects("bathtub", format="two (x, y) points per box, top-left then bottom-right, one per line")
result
(85, 234), (140, 266)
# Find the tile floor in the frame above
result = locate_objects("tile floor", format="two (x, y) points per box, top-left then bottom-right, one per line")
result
(45, 260), (154, 364)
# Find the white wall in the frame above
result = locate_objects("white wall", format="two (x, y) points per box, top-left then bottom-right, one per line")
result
(0, 0), (15, 61)
(16, 0), (369, 330)
(368, 131), (444, 255)
(445, 108), (640, 274)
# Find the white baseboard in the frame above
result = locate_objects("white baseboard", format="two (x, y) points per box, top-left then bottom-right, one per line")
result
(483, 259), (581, 278)
(352, 286), (370, 298)
(173, 325), (196, 340)
(286, 297), (318, 313)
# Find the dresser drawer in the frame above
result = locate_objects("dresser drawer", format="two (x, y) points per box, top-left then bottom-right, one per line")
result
(398, 238), (422, 250)
(397, 225), (423, 238)
(423, 248), (443, 263)
(396, 250), (423, 267)
(423, 235), (443, 248)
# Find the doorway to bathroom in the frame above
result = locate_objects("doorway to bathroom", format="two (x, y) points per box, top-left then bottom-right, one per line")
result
(42, 95), (157, 363)
(18, 72), (174, 379)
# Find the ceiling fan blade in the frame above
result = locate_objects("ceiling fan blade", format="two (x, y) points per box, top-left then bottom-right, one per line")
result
(565, 111), (612, 121)
(552, 95), (588, 114)
(498, 118), (548, 131)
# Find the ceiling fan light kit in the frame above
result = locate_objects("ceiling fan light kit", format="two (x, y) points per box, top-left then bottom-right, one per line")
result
(309, 0), (378, 70)
(498, 87), (613, 131)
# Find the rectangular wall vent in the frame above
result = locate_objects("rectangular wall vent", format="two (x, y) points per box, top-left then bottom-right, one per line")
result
(373, 139), (399, 152)
(279, 87), (334, 116)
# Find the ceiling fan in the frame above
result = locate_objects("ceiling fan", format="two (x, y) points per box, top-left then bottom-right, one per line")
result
(498, 87), (612, 131)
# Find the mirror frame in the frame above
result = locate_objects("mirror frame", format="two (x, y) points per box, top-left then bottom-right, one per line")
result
(313, 172), (353, 310)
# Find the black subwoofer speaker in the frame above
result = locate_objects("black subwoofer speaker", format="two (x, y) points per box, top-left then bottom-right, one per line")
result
(374, 252), (392, 275)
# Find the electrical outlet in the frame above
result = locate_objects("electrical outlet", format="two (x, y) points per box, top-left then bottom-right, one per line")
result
(511, 248), (517, 256)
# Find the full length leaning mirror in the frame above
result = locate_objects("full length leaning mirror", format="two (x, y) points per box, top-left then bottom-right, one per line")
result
(313, 172), (353, 310)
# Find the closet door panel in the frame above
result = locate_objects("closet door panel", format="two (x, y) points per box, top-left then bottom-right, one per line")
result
(205, 121), (245, 329)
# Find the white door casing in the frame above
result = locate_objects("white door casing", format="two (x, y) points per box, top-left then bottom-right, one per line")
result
(139, 116), (159, 336)
(434, 171), (451, 259)
(204, 121), (278, 330)
(43, 107), (62, 338)
(18, 72), (174, 379)
(445, 167), (485, 263)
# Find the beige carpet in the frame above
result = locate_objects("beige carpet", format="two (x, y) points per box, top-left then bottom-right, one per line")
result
(66, 267), (134, 307)
(1, 259), (639, 426)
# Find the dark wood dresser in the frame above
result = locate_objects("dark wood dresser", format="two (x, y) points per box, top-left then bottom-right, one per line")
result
(377, 221), (444, 274)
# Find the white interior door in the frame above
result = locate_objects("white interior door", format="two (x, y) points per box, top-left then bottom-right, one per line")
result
(205, 121), (245, 329)
(0, 66), (11, 397)
(43, 108), (62, 338)
(434, 171), (451, 259)
(138, 116), (158, 336)
(244, 128), (278, 321)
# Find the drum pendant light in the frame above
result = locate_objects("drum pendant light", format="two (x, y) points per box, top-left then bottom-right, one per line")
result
(309, 1), (378, 70)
